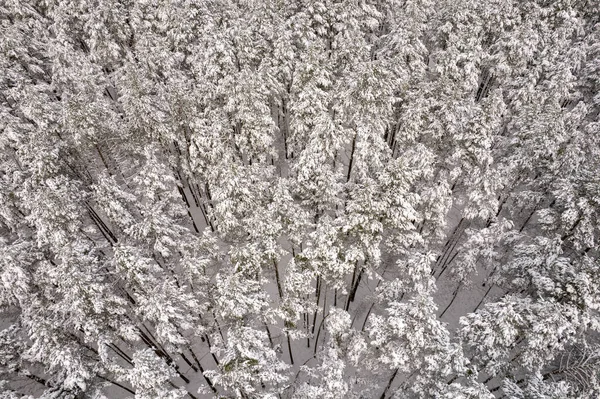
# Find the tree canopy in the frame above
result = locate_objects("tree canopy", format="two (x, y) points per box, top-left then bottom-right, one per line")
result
(1, 0), (600, 398)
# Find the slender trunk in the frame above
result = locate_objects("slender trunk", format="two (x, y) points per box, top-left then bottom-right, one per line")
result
(281, 97), (289, 159)
(561, 216), (582, 241)
(436, 251), (459, 279)
(391, 135), (398, 157)
(347, 134), (357, 182)
(190, 183), (202, 207)
(87, 204), (118, 245)
(273, 259), (284, 300)
(204, 182), (216, 231)
(313, 288), (328, 355)
(439, 283), (462, 319)
(180, 352), (198, 372)
(89, 211), (115, 246)
(474, 284), (494, 312)
(23, 372), (49, 387)
(197, 199), (212, 230)
(476, 72), (493, 102)
(345, 263), (358, 311)
(483, 374), (495, 385)
(484, 264), (500, 287)
(305, 311), (310, 348)
(446, 375), (459, 385)
(176, 185), (200, 233)
(135, 326), (192, 384)
(312, 276), (322, 335)
(287, 332), (295, 365)
(264, 322), (274, 348)
(98, 375), (136, 395)
(87, 204), (118, 242)
(139, 325), (172, 362)
(108, 343), (134, 366)
(95, 144), (112, 175)
(487, 194), (509, 227)
(519, 206), (537, 232)
(189, 349), (218, 394)
(380, 368), (399, 399)
(432, 218), (464, 276)
(168, 381), (198, 399)
(346, 267), (362, 311)
(435, 220), (466, 279)
(361, 302), (375, 332)
(203, 334), (220, 366)
(387, 122), (398, 149)
(213, 312), (226, 342)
